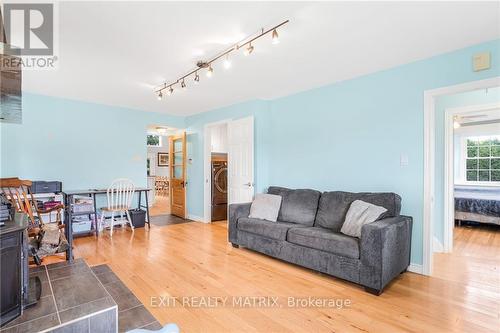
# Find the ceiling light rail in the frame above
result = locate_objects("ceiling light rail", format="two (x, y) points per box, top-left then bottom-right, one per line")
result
(154, 19), (289, 100)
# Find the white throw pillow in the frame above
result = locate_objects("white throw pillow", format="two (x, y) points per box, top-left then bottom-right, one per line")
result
(249, 194), (282, 222)
(340, 200), (387, 238)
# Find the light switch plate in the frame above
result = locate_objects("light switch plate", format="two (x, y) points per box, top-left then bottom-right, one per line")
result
(400, 154), (409, 167)
(473, 52), (490, 71)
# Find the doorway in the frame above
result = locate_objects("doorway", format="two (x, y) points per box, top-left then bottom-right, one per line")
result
(203, 116), (254, 223)
(423, 77), (500, 276)
(146, 125), (173, 216)
(442, 102), (500, 253)
(146, 125), (188, 224)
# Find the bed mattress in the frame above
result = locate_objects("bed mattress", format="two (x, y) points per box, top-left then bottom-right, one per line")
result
(454, 186), (500, 217)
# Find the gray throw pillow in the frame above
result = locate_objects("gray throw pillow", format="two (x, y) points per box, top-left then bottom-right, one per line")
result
(249, 194), (282, 222)
(340, 200), (387, 238)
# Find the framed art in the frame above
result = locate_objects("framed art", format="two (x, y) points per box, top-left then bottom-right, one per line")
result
(157, 152), (169, 167)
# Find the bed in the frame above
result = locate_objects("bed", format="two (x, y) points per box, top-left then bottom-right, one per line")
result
(454, 186), (500, 225)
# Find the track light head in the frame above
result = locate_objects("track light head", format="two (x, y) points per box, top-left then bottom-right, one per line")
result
(272, 29), (279, 44)
(194, 72), (200, 84)
(157, 91), (163, 101)
(244, 43), (254, 56)
(181, 79), (186, 89)
(206, 64), (213, 77)
(167, 86), (173, 95)
(224, 55), (231, 69)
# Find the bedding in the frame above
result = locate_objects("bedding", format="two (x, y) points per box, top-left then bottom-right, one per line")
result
(454, 186), (500, 217)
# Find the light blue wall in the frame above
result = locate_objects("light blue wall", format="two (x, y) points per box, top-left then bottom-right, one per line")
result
(1, 40), (499, 266)
(1, 93), (184, 190)
(185, 39), (500, 266)
(433, 87), (500, 245)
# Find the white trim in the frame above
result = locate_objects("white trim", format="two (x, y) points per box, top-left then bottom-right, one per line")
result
(203, 118), (232, 223)
(423, 77), (500, 276)
(187, 214), (206, 223)
(433, 236), (444, 253)
(407, 263), (423, 274)
(443, 102), (500, 253)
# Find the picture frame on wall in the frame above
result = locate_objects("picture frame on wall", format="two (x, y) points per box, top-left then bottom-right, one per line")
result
(157, 152), (169, 167)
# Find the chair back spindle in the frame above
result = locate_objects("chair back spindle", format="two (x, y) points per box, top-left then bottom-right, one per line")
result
(107, 179), (135, 210)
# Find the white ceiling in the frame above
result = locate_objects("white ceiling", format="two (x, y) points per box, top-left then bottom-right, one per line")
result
(21, 1), (500, 116)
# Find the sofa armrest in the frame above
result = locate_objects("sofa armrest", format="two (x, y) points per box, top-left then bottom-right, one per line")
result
(228, 203), (251, 244)
(359, 215), (412, 292)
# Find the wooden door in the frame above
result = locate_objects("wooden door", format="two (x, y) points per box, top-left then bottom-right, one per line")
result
(169, 132), (187, 218)
(228, 116), (254, 203)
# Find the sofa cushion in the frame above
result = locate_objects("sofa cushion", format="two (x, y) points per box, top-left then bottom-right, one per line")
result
(287, 227), (360, 259)
(267, 186), (321, 226)
(340, 200), (387, 238)
(315, 192), (402, 232)
(249, 193), (282, 222)
(237, 217), (305, 240)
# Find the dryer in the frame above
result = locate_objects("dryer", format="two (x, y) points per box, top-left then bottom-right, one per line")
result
(211, 155), (228, 221)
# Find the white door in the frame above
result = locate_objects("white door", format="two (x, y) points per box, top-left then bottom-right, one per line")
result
(228, 116), (254, 204)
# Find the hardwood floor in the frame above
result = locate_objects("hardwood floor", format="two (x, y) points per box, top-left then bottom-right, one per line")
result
(150, 195), (170, 216)
(66, 221), (500, 333)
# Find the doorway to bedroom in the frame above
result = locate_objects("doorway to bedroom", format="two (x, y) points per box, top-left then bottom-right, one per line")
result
(430, 84), (500, 282)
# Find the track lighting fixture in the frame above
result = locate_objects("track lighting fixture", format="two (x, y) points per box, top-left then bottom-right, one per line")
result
(153, 19), (289, 99)
(272, 29), (279, 44)
(244, 43), (254, 56)
(206, 64), (213, 78)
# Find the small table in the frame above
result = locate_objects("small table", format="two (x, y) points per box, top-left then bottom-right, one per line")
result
(63, 188), (151, 262)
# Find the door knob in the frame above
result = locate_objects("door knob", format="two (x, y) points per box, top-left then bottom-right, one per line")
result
(244, 182), (253, 187)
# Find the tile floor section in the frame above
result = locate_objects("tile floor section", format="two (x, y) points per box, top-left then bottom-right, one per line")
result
(0, 259), (161, 333)
(1, 259), (117, 333)
(91, 264), (162, 332)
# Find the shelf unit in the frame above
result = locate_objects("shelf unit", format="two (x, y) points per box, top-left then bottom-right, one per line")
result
(67, 194), (98, 238)
(32, 193), (65, 224)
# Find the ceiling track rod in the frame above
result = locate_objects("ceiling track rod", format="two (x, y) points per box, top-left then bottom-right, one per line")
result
(155, 19), (289, 93)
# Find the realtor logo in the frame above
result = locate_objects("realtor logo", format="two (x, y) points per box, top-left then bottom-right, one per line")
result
(1, 2), (58, 70)
(3, 3), (54, 55)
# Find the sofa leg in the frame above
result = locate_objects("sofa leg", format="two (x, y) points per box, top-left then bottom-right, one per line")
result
(231, 243), (239, 248)
(364, 287), (382, 296)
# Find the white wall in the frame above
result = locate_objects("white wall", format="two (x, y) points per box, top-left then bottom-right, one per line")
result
(454, 122), (500, 184)
(147, 135), (170, 177)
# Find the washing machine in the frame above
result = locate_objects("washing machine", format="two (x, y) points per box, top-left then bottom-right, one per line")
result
(211, 157), (228, 221)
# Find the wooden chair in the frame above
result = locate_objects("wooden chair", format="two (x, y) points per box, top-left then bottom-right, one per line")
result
(0, 177), (65, 264)
(100, 178), (135, 237)
(0, 178), (64, 234)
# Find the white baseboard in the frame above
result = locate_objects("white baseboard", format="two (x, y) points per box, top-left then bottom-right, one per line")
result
(433, 236), (444, 253)
(407, 263), (423, 274)
(187, 214), (207, 223)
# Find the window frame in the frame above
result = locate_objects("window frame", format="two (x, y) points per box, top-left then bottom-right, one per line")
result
(462, 135), (500, 185)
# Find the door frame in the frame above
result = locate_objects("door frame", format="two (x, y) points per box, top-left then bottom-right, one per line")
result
(422, 76), (500, 276)
(203, 118), (232, 223)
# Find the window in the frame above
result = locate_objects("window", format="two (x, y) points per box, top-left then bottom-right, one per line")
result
(465, 135), (500, 182)
(147, 135), (161, 147)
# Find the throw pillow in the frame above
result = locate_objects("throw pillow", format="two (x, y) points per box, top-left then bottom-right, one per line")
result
(248, 193), (282, 222)
(340, 200), (387, 238)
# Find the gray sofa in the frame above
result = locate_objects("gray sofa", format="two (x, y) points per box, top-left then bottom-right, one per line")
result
(228, 186), (412, 295)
